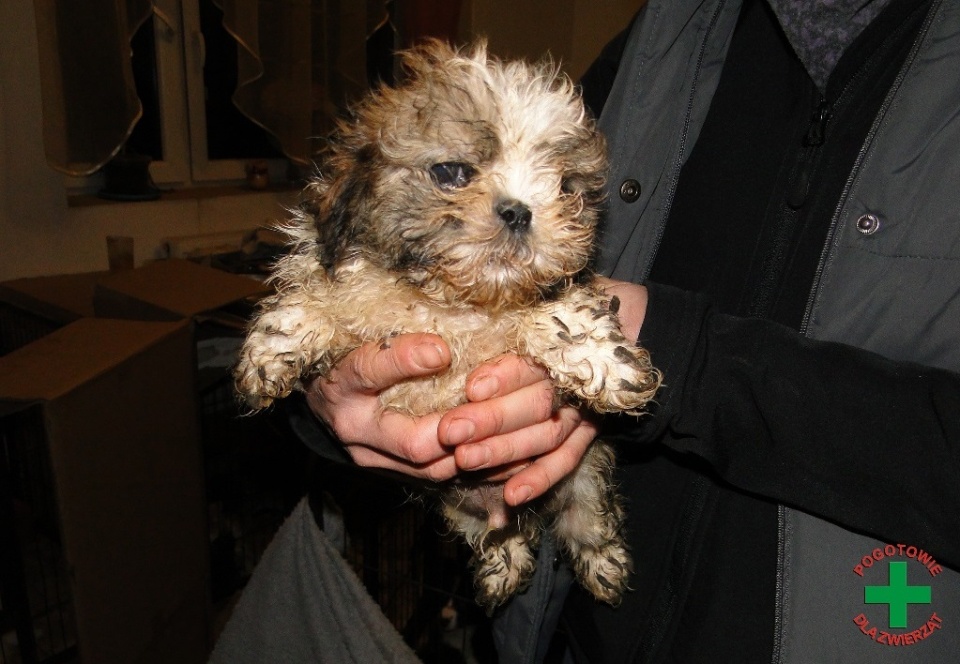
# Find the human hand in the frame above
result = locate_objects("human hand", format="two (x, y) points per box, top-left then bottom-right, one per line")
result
(303, 333), (459, 482)
(304, 334), (597, 505)
(438, 354), (599, 506)
(437, 278), (648, 506)
(304, 278), (648, 503)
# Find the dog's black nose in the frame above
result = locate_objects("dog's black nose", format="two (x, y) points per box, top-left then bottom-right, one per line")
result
(496, 199), (532, 232)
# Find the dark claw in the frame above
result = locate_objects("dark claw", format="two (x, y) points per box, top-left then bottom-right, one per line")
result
(619, 379), (651, 393)
(595, 574), (618, 591)
(614, 345), (646, 369)
(606, 556), (628, 573)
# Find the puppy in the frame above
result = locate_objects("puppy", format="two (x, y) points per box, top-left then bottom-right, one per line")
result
(235, 40), (661, 610)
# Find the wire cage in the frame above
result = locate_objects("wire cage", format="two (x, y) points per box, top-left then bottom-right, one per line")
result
(0, 303), (63, 359)
(0, 406), (78, 664)
(199, 374), (310, 603)
(312, 461), (499, 663)
(0, 302), (76, 664)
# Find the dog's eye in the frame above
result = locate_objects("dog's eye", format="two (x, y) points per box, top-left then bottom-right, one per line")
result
(560, 176), (580, 195)
(430, 162), (476, 189)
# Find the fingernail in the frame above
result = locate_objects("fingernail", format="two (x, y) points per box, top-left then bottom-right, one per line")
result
(412, 343), (445, 370)
(470, 375), (499, 401)
(458, 445), (491, 470)
(512, 485), (533, 504)
(445, 419), (476, 446)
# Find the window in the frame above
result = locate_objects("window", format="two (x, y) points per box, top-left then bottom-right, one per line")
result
(67, 0), (291, 194)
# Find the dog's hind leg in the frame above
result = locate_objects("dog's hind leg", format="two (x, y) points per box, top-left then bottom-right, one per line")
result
(441, 486), (540, 612)
(548, 440), (631, 605)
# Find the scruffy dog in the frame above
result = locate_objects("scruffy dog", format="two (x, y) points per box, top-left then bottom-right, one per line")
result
(235, 40), (661, 610)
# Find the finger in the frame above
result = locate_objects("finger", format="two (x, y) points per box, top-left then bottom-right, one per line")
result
(345, 442), (460, 483)
(464, 353), (549, 402)
(329, 333), (450, 396)
(333, 407), (448, 463)
(438, 378), (556, 448)
(502, 418), (598, 505)
(470, 460), (532, 483)
(449, 403), (583, 471)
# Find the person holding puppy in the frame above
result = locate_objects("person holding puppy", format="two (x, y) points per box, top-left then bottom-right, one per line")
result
(303, 0), (960, 662)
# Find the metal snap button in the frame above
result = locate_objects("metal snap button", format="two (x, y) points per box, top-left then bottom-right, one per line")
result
(619, 179), (641, 203)
(856, 213), (880, 235)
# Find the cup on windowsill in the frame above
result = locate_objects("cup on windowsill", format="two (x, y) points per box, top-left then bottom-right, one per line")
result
(245, 160), (271, 190)
(106, 235), (135, 271)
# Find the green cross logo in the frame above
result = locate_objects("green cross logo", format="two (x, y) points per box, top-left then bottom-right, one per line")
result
(864, 561), (932, 628)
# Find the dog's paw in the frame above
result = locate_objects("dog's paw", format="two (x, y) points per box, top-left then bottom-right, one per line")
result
(473, 534), (538, 613)
(603, 342), (660, 412)
(521, 291), (661, 414)
(573, 538), (632, 605)
(234, 337), (304, 410)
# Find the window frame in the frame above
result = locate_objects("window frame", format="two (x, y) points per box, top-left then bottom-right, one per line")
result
(66, 0), (288, 195)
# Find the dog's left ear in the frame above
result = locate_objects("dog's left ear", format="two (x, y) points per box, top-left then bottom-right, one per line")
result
(301, 142), (377, 269)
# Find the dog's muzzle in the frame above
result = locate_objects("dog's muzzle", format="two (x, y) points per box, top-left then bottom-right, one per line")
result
(496, 199), (532, 233)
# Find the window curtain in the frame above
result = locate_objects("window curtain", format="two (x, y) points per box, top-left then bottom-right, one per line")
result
(218, 0), (464, 159)
(34, 0), (154, 176)
(218, 0), (387, 164)
(33, 0), (388, 176)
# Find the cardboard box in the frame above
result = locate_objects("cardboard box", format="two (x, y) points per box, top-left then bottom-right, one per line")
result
(90, 258), (304, 609)
(0, 271), (107, 355)
(93, 259), (271, 389)
(0, 271), (106, 323)
(0, 318), (210, 663)
(93, 258), (268, 324)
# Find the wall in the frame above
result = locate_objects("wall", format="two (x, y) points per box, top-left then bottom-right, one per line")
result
(0, 0), (641, 282)
(0, 1), (301, 282)
(464, 0), (642, 80)
(1, 0), (72, 281)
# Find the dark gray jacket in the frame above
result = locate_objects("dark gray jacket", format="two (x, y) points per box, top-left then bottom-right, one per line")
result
(496, 1), (960, 662)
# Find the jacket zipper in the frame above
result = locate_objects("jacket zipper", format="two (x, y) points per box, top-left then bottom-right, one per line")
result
(766, 60), (881, 664)
(785, 97), (829, 209)
(766, 90), (832, 664)
(799, 0), (941, 337)
(746, 87), (829, 320)
(771, 505), (787, 664)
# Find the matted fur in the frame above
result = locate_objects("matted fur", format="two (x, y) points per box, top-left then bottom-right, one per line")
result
(235, 40), (661, 609)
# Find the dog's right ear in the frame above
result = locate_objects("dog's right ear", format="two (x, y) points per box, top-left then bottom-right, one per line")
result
(398, 38), (490, 85)
(300, 142), (377, 269)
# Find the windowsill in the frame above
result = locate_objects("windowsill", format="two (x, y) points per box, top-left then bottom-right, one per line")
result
(67, 182), (300, 208)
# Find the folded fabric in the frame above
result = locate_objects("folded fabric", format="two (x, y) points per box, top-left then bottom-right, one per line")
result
(209, 497), (421, 664)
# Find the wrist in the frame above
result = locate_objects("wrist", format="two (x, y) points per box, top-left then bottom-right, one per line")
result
(595, 277), (648, 344)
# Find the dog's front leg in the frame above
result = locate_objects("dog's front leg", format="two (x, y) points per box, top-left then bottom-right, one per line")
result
(234, 289), (342, 410)
(518, 285), (661, 414)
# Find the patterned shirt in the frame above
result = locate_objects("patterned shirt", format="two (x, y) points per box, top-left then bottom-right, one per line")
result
(767, 0), (892, 90)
